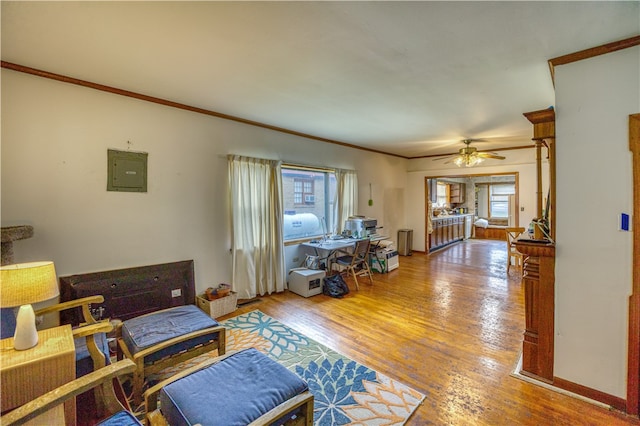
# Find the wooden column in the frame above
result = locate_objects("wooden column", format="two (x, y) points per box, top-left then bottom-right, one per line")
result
(515, 241), (556, 382)
(535, 140), (544, 226)
(520, 108), (556, 382)
(523, 108), (555, 240)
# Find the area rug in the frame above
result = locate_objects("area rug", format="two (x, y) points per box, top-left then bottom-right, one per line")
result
(147, 310), (425, 425)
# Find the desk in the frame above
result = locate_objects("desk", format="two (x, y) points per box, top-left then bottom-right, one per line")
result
(1, 325), (76, 426)
(302, 235), (388, 271)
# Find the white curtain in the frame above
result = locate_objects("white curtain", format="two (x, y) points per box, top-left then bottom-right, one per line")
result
(228, 155), (285, 299)
(333, 169), (358, 234)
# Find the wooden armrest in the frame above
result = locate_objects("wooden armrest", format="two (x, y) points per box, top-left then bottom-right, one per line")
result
(0, 359), (136, 426)
(121, 325), (226, 362)
(248, 391), (314, 426)
(35, 295), (105, 325)
(144, 350), (240, 414)
(72, 321), (114, 339)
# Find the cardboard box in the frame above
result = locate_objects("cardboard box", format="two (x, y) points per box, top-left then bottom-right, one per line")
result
(196, 291), (238, 318)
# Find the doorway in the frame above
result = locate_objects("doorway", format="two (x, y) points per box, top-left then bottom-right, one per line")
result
(425, 172), (520, 252)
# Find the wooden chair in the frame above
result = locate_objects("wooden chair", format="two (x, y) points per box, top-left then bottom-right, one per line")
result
(0, 359), (137, 426)
(35, 295), (112, 371)
(34, 296), (114, 416)
(505, 227), (527, 274)
(334, 239), (374, 290)
(144, 349), (314, 426)
(117, 305), (226, 406)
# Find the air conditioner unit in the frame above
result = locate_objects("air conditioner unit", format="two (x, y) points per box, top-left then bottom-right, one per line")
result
(304, 195), (315, 203)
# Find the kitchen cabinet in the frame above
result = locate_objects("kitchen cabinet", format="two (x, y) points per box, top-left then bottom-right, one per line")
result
(449, 183), (465, 203)
(429, 215), (472, 252)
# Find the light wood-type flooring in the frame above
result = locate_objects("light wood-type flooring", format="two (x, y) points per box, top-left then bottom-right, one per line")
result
(222, 239), (639, 425)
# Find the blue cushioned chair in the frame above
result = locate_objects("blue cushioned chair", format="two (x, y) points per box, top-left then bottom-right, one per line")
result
(2, 298), (113, 411)
(33, 296), (113, 373)
(117, 304), (226, 406)
(0, 359), (138, 426)
(144, 348), (314, 426)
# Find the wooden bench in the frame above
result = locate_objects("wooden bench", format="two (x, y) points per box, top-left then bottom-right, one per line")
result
(474, 218), (508, 241)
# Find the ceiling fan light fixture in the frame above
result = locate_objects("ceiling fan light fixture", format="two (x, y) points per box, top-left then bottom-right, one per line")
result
(454, 154), (484, 167)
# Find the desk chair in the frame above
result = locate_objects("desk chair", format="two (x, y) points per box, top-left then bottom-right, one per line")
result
(505, 227), (527, 274)
(0, 359), (137, 426)
(334, 239), (373, 290)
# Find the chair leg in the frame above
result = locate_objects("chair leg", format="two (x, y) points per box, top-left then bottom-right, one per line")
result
(364, 262), (373, 284)
(349, 266), (360, 290)
(132, 361), (145, 406)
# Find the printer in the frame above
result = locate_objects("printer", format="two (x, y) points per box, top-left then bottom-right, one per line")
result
(344, 216), (378, 238)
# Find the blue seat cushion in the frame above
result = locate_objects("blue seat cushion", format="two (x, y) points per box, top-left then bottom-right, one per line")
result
(1, 308), (16, 339)
(96, 410), (143, 426)
(121, 305), (220, 364)
(74, 332), (111, 377)
(159, 348), (309, 426)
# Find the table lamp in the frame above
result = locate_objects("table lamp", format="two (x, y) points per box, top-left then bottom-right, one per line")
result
(0, 261), (60, 350)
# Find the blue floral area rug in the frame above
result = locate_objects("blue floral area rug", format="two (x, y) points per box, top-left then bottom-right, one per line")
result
(153, 310), (425, 425)
(226, 310), (424, 425)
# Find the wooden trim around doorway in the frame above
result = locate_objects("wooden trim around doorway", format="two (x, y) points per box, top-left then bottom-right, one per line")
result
(628, 113), (640, 415)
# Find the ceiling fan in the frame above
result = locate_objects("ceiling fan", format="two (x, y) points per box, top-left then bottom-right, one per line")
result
(434, 139), (506, 167)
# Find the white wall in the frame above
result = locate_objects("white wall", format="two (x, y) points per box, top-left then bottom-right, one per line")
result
(1, 70), (407, 294)
(406, 149), (543, 252)
(554, 46), (639, 398)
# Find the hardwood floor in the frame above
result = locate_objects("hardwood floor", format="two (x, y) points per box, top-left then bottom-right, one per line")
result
(222, 239), (639, 425)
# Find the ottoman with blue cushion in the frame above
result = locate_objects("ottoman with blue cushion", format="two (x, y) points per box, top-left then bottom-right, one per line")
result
(145, 348), (314, 426)
(96, 410), (143, 426)
(118, 304), (226, 405)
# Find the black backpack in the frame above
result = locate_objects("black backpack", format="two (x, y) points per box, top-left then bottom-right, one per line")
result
(322, 274), (350, 298)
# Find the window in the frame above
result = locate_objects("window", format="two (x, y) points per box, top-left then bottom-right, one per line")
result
(436, 182), (448, 207)
(490, 195), (509, 218)
(282, 167), (336, 241)
(294, 178), (314, 205)
(489, 184), (515, 218)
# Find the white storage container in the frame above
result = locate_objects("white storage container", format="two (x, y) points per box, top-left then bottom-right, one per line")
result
(371, 249), (399, 273)
(288, 269), (326, 297)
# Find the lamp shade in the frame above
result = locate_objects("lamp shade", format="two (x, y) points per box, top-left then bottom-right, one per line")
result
(0, 261), (60, 308)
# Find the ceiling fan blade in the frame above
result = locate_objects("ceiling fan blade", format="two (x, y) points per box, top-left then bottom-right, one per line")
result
(443, 157), (461, 165)
(477, 153), (506, 160)
(432, 156), (454, 161)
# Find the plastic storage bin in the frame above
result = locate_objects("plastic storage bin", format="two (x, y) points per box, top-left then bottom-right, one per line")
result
(288, 269), (326, 297)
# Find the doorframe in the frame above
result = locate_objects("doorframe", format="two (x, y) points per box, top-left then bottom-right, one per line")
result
(424, 172), (520, 252)
(627, 113), (640, 415)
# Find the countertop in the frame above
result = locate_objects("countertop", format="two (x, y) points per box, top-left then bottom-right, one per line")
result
(432, 213), (473, 220)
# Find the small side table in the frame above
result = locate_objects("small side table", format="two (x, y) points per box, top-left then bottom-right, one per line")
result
(1, 324), (76, 426)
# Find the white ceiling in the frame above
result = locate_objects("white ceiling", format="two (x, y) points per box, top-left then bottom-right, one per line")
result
(2, 1), (638, 158)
